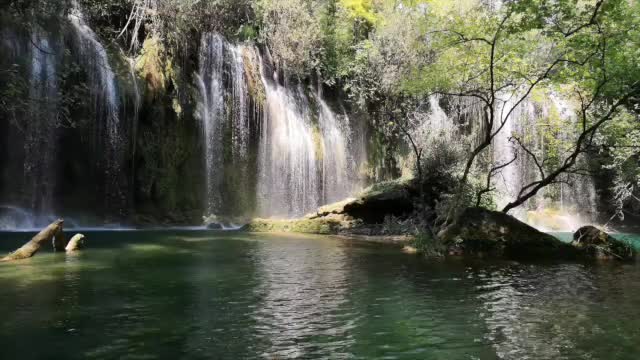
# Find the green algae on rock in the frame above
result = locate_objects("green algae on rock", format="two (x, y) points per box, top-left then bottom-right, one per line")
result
(439, 207), (578, 260)
(573, 226), (635, 261)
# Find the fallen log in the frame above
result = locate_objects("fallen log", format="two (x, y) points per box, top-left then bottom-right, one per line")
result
(65, 233), (85, 252)
(1, 219), (64, 262)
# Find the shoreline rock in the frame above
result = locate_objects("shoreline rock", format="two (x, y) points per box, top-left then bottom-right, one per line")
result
(439, 207), (578, 260)
(243, 178), (416, 238)
(572, 226), (635, 261)
(305, 178), (416, 223)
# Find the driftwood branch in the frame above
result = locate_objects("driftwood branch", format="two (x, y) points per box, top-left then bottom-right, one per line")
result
(66, 233), (86, 252)
(1, 219), (65, 261)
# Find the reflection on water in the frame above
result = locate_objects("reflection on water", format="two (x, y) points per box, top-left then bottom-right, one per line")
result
(471, 263), (640, 360)
(253, 237), (353, 358)
(0, 231), (639, 359)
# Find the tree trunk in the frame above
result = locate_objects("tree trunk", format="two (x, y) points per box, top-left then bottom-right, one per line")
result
(1, 219), (64, 261)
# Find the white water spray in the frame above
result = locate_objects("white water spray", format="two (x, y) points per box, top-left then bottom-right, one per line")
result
(68, 6), (125, 213)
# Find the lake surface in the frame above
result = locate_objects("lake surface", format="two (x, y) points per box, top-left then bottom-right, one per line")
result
(1, 230), (640, 359)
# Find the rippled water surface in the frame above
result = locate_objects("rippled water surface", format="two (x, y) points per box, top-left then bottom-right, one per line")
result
(1, 231), (640, 359)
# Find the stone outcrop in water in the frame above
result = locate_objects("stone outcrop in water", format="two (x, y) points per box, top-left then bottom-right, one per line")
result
(572, 226), (635, 261)
(439, 208), (578, 259)
(243, 216), (351, 235)
(244, 178), (416, 236)
(305, 179), (416, 223)
(439, 209), (636, 261)
(65, 233), (85, 252)
(1, 219), (64, 261)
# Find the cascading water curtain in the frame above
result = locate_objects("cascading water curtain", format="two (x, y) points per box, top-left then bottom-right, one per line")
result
(256, 53), (364, 218)
(24, 30), (59, 216)
(68, 6), (125, 215)
(196, 34), (366, 219)
(196, 33), (225, 217)
(491, 92), (599, 229)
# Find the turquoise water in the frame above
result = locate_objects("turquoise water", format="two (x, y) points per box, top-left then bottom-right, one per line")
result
(1, 230), (640, 359)
(551, 232), (640, 249)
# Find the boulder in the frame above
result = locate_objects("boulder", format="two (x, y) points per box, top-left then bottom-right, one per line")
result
(65, 233), (86, 252)
(243, 179), (417, 236)
(439, 207), (577, 259)
(206, 223), (222, 230)
(243, 215), (351, 235)
(572, 226), (635, 261)
(305, 178), (416, 223)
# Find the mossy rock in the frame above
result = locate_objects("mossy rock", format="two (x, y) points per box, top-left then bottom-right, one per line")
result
(243, 216), (350, 235)
(440, 207), (578, 259)
(241, 47), (265, 105)
(136, 37), (167, 96)
(306, 177), (416, 223)
(572, 226), (635, 261)
(245, 178), (416, 235)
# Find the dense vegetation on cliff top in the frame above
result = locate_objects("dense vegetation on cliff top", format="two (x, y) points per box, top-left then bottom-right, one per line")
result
(0, 0), (639, 228)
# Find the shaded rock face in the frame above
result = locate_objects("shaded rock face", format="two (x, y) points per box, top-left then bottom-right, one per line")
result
(573, 226), (635, 261)
(440, 207), (578, 259)
(306, 179), (416, 224)
(206, 223), (222, 230)
(243, 178), (417, 236)
(243, 215), (354, 235)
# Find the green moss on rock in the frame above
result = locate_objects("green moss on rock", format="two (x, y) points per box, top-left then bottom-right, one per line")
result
(439, 207), (579, 259)
(241, 47), (265, 105)
(573, 226), (635, 261)
(244, 177), (416, 236)
(243, 216), (352, 235)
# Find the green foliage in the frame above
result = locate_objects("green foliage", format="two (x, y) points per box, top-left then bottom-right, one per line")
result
(412, 231), (446, 257)
(596, 109), (640, 219)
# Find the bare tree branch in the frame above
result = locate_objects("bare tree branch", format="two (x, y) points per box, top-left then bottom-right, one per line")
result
(476, 153), (518, 207)
(512, 135), (545, 179)
(502, 83), (640, 213)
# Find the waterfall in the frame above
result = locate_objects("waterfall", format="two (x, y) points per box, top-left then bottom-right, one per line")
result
(404, 91), (598, 231)
(491, 93), (598, 230)
(0, 26), (61, 228)
(318, 97), (361, 205)
(196, 33), (226, 216)
(195, 33), (364, 219)
(492, 97), (537, 216)
(257, 60), (363, 217)
(412, 95), (464, 148)
(257, 72), (319, 217)
(318, 98), (349, 204)
(68, 7), (125, 214)
(230, 46), (250, 160)
(127, 56), (141, 209)
(24, 30), (59, 214)
(196, 34), (258, 218)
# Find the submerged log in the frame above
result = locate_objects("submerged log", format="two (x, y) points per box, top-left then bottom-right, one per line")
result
(1, 219), (64, 262)
(65, 233), (85, 252)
